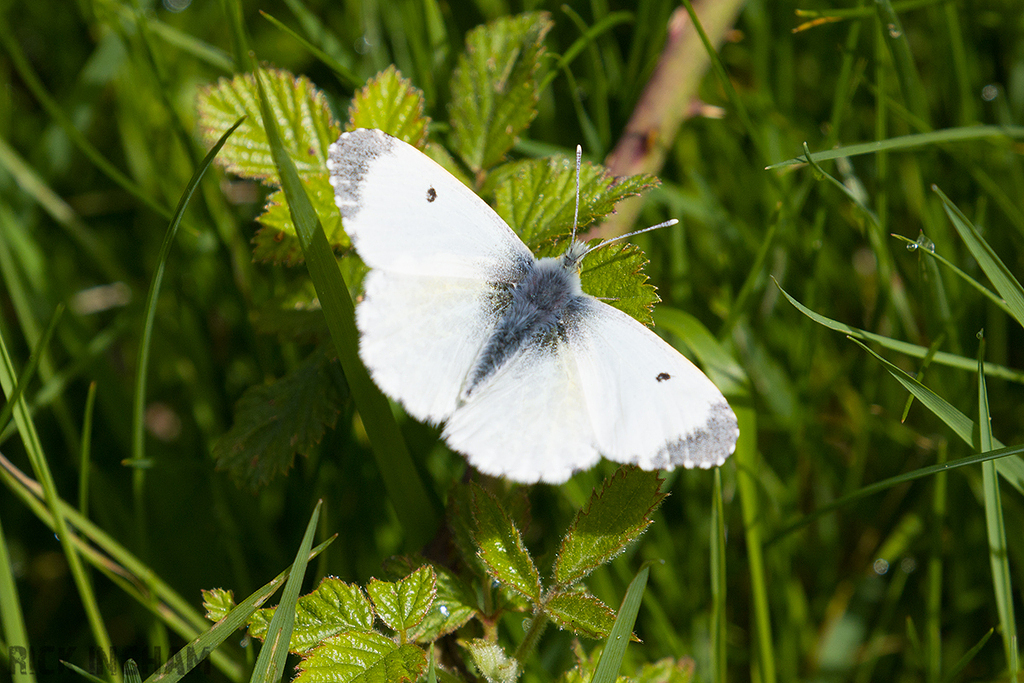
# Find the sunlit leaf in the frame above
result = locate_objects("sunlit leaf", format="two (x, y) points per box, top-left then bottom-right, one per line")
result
(546, 589), (618, 640)
(471, 484), (542, 602)
(492, 156), (657, 245)
(247, 577), (374, 653)
(553, 468), (665, 586)
(366, 565), (436, 636)
(449, 12), (552, 172)
(296, 631), (426, 683)
(347, 66), (430, 148)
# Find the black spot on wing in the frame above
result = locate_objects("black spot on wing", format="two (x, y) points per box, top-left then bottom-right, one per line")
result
(327, 129), (396, 220)
(656, 372), (671, 382)
(426, 186), (437, 202)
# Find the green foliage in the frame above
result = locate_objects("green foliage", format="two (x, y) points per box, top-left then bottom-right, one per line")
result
(212, 348), (347, 491)
(6, 2), (1024, 683)
(553, 469), (665, 586)
(347, 66), (431, 148)
(449, 13), (552, 172)
(491, 157), (657, 245)
(229, 467), (663, 683)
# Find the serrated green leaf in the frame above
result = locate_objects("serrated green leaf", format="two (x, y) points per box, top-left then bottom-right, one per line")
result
(255, 174), (347, 265)
(247, 576), (374, 654)
(464, 640), (518, 683)
(367, 565), (437, 636)
(297, 631), (426, 683)
(546, 590), (618, 640)
(380, 557), (477, 643)
(492, 156), (658, 245)
(449, 12), (552, 172)
(532, 240), (659, 326)
(471, 484), (542, 602)
(198, 67), (339, 182)
(347, 66), (430, 148)
(213, 348), (347, 490)
(553, 468), (665, 587)
(202, 588), (236, 623)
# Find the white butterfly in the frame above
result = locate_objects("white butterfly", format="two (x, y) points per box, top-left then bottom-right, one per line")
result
(327, 128), (738, 484)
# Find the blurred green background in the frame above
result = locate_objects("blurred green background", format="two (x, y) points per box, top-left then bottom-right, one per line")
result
(1, 0), (1022, 681)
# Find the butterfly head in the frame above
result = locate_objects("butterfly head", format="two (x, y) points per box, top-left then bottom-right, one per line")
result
(560, 239), (590, 272)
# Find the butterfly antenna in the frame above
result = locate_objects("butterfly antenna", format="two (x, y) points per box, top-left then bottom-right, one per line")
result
(571, 144), (582, 243)
(578, 218), (679, 260)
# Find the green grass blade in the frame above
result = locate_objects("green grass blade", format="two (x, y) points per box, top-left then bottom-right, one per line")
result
(775, 281), (1024, 382)
(538, 11), (633, 93)
(848, 339), (1024, 494)
(934, 185), (1024, 329)
(926, 441), (947, 683)
(260, 11), (359, 88)
(875, 0), (929, 120)
(0, 513), (32, 683)
(769, 442), (1024, 543)
(0, 13), (171, 219)
(734, 405), (776, 683)
(130, 117), (245, 546)
(0, 313), (120, 682)
(942, 629), (994, 683)
(252, 66), (439, 548)
(61, 660), (107, 683)
(250, 501), (322, 683)
(591, 564), (649, 683)
(711, 469), (726, 683)
(0, 304), (62, 437)
(891, 233), (1014, 319)
(78, 381), (96, 516)
(767, 125), (1024, 169)
(977, 339), (1020, 675)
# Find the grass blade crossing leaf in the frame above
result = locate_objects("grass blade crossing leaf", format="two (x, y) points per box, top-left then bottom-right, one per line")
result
(252, 66), (439, 548)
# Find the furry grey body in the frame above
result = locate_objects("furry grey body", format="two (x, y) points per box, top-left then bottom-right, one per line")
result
(465, 255), (587, 399)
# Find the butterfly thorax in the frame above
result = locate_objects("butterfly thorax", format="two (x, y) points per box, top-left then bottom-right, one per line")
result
(460, 255), (586, 401)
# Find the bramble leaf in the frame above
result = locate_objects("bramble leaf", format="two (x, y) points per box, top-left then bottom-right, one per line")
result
(471, 484), (542, 602)
(198, 68), (342, 265)
(213, 348), (346, 490)
(465, 639), (518, 683)
(296, 631), (426, 683)
(553, 468), (665, 586)
(197, 67), (339, 183)
(492, 156), (658, 246)
(449, 12), (552, 172)
(366, 565), (436, 636)
(247, 577), (374, 654)
(202, 588), (235, 622)
(254, 174), (347, 265)
(380, 556), (477, 642)
(546, 589), (619, 640)
(347, 66), (430, 148)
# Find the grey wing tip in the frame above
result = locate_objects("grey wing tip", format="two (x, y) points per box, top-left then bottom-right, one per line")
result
(660, 401), (740, 470)
(326, 129), (396, 218)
